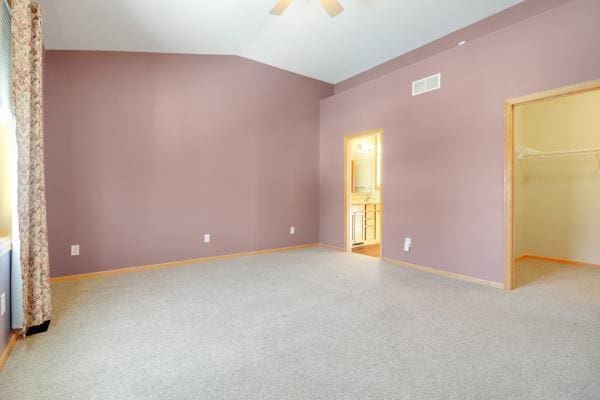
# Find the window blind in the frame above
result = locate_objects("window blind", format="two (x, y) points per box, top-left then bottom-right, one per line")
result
(0, 0), (11, 120)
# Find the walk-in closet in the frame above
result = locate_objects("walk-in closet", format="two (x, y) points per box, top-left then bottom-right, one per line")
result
(514, 89), (600, 288)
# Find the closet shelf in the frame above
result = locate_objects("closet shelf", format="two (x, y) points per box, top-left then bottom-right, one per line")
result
(517, 146), (600, 160)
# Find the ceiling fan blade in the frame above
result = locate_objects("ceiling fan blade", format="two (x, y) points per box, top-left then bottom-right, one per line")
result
(270, 0), (294, 15)
(319, 0), (344, 17)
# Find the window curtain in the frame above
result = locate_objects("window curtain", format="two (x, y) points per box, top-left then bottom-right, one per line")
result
(10, 0), (50, 334)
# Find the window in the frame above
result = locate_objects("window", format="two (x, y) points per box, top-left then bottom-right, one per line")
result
(0, 0), (13, 238)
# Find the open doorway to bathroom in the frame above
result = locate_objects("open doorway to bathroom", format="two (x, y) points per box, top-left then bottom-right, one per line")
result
(345, 130), (382, 258)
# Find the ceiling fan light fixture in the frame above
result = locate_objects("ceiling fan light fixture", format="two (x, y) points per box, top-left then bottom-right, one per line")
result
(320, 0), (344, 17)
(269, 0), (294, 15)
(270, 0), (344, 18)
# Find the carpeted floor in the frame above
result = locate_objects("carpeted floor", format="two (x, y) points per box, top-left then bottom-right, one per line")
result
(1, 248), (599, 399)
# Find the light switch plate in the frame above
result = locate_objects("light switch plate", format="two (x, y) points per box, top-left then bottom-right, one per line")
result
(290, 226), (295, 234)
(1, 293), (5, 316)
(204, 234), (210, 243)
(71, 244), (80, 256)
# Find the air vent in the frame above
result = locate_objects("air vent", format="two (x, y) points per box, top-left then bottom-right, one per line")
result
(412, 73), (441, 96)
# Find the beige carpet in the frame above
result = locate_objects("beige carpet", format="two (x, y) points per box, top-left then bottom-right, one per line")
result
(1, 248), (599, 399)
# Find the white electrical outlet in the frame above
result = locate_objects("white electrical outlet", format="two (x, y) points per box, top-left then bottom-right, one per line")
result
(1, 293), (5, 316)
(290, 226), (295, 235)
(71, 244), (80, 256)
(204, 234), (211, 243)
(403, 238), (412, 253)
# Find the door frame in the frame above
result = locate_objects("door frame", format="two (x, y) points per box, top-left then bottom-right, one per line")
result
(503, 79), (600, 290)
(344, 129), (383, 255)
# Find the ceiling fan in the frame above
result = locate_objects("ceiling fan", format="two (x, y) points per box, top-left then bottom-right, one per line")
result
(270, 0), (344, 18)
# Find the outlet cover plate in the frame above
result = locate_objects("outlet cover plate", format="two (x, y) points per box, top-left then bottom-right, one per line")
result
(403, 238), (412, 252)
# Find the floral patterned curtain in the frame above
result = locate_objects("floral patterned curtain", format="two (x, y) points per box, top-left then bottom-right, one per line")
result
(11, 0), (51, 333)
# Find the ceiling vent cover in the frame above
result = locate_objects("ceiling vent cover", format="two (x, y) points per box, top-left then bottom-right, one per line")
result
(412, 73), (441, 96)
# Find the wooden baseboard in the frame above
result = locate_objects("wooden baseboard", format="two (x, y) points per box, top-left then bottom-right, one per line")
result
(50, 243), (319, 283)
(515, 254), (600, 268)
(382, 257), (504, 289)
(318, 243), (346, 252)
(0, 332), (18, 372)
(317, 244), (502, 289)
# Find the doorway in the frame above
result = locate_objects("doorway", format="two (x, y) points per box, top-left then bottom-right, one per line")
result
(344, 130), (382, 258)
(504, 79), (600, 290)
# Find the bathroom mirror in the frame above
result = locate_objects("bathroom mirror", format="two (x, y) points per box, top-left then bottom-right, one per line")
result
(352, 156), (373, 192)
(351, 139), (376, 193)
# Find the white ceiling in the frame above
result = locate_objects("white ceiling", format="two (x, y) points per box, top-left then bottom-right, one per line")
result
(38, 0), (523, 83)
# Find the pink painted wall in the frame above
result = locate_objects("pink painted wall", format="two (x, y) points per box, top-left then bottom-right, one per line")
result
(319, 0), (600, 284)
(44, 51), (333, 277)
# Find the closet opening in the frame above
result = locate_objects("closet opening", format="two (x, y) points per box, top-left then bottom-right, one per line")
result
(344, 130), (382, 258)
(505, 80), (600, 290)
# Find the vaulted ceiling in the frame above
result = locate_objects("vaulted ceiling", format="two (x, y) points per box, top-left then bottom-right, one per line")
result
(38, 0), (523, 83)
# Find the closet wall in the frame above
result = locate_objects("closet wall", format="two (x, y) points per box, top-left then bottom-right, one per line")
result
(515, 89), (600, 264)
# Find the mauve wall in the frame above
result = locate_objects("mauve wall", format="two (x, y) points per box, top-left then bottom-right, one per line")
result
(44, 52), (333, 277)
(0, 250), (9, 355)
(319, 0), (600, 284)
